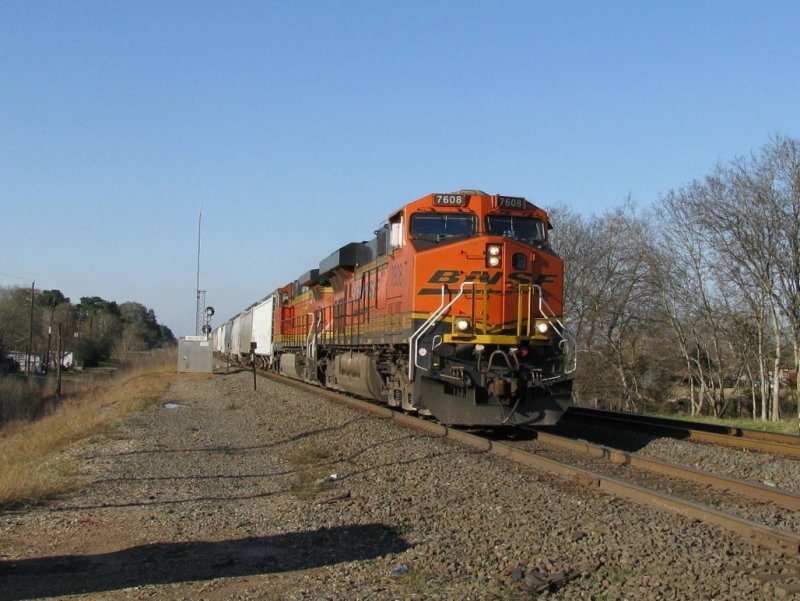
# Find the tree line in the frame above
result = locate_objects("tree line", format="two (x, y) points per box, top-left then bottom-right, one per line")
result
(0, 287), (175, 372)
(549, 135), (800, 422)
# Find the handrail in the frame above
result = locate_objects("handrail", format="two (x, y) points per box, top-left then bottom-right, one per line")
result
(316, 313), (332, 347)
(305, 312), (315, 360)
(408, 281), (476, 381)
(531, 285), (577, 375)
(407, 286), (446, 381)
(516, 284), (532, 337)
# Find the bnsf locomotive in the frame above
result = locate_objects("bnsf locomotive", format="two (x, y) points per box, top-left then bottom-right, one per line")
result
(213, 190), (574, 426)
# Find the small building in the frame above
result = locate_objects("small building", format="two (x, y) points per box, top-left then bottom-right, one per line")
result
(177, 336), (213, 373)
(9, 352), (42, 373)
(6, 350), (76, 373)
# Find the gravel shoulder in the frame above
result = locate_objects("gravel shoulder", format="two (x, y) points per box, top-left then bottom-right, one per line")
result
(1, 370), (798, 600)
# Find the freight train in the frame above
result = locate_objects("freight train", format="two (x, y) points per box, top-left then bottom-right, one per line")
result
(212, 190), (574, 426)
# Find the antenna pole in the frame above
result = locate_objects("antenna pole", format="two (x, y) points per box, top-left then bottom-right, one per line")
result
(195, 205), (202, 336)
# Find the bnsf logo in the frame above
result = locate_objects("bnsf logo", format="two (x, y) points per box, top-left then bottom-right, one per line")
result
(427, 269), (557, 285)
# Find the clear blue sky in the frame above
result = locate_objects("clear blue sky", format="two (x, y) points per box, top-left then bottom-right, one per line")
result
(1, 1), (798, 337)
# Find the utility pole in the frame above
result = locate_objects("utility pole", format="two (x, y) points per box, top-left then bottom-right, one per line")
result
(25, 281), (34, 373)
(56, 322), (63, 401)
(44, 299), (56, 375)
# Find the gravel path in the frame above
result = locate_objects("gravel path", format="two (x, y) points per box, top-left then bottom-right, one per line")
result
(1, 370), (799, 600)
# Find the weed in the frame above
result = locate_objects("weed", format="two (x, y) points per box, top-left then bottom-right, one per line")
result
(651, 412), (800, 435)
(393, 568), (444, 596)
(285, 441), (331, 466)
(285, 441), (334, 500)
(491, 585), (538, 600)
(0, 349), (192, 508)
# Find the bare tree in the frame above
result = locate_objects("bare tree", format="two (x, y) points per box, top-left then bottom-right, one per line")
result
(550, 200), (657, 410)
(548, 137), (800, 423)
(686, 140), (798, 422)
(651, 184), (728, 415)
(764, 137), (800, 424)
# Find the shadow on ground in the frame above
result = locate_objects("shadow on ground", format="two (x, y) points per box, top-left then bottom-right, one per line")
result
(553, 421), (663, 452)
(0, 523), (410, 601)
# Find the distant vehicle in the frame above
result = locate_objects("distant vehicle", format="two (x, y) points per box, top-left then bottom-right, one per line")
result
(1, 355), (20, 374)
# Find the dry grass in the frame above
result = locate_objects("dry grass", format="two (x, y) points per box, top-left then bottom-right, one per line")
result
(0, 376), (55, 423)
(285, 441), (335, 500)
(664, 412), (800, 435)
(0, 349), (210, 508)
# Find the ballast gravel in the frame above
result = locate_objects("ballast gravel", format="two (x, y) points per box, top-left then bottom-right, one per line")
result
(1, 369), (798, 600)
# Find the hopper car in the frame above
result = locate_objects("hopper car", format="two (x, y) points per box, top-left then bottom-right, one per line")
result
(213, 190), (574, 426)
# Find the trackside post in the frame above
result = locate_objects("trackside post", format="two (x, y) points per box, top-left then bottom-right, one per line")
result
(250, 342), (257, 390)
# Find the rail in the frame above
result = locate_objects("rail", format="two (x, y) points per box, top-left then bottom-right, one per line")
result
(565, 406), (800, 458)
(528, 428), (800, 511)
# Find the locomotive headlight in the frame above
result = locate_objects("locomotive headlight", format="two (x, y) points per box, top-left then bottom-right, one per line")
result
(455, 318), (471, 332)
(536, 321), (550, 334)
(486, 244), (502, 268)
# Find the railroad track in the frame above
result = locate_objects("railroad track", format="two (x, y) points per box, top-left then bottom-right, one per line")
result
(516, 427), (800, 512)
(254, 369), (800, 559)
(563, 406), (800, 458)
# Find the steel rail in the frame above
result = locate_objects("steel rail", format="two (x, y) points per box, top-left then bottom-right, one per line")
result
(528, 429), (800, 511)
(564, 406), (800, 458)
(255, 370), (800, 556)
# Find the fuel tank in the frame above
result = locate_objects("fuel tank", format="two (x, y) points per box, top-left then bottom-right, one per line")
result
(326, 352), (385, 401)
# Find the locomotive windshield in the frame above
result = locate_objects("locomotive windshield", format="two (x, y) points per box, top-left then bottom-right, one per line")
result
(485, 215), (545, 244)
(410, 212), (476, 241)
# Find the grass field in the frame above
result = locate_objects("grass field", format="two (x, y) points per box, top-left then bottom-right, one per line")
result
(0, 349), (210, 508)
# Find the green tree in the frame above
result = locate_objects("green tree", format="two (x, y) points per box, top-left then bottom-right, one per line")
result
(37, 289), (69, 309)
(114, 302), (175, 358)
(74, 296), (122, 366)
(35, 289), (70, 373)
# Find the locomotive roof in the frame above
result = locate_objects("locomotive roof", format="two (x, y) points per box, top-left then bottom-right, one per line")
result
(389, 190), (546, 221)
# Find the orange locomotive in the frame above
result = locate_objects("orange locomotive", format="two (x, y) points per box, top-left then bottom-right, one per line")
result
(271, 190), (573, 426)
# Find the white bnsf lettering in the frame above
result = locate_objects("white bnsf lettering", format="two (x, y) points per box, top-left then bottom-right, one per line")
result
(434, 194), (467, 206)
